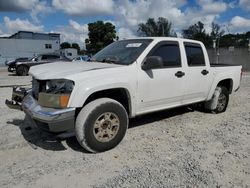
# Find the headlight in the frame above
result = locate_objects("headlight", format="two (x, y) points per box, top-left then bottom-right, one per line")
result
(46, 79), (74, 94)
(38, 79), (74, 108)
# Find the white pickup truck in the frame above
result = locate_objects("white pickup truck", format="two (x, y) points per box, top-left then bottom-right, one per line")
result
(6, 37), (242, 153)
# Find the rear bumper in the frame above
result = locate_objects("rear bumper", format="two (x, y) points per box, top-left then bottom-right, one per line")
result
(22, 95), (75, 132)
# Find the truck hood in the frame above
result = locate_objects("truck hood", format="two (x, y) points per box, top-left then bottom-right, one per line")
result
(29, 61), (122, 80)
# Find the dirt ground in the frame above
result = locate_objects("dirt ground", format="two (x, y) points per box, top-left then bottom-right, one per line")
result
(0, 67), (249, 188)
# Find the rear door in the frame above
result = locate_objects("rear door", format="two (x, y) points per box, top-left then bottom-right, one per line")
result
(137, 41), (187, 114)
(182, 42), (213, 104)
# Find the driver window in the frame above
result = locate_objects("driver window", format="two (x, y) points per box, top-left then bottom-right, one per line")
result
(149, 42), (181, 67)
(36, 56), (42, 61)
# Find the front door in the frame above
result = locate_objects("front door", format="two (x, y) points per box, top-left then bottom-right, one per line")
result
(137, 41), (186, 114)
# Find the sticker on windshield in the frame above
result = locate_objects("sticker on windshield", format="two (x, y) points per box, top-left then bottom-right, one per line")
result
(126, 43), (142, 48)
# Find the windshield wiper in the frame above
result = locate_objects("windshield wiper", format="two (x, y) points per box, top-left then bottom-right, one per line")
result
(101, 58), (118, 64)
(89, 57), (124, 65)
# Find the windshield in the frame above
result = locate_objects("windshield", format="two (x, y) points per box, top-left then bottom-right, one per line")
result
(91, 39), (153, 65)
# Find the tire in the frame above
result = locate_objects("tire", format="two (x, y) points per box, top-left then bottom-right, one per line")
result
(16, 65), (29, 76)
(75, 98), (128, 153)
(211, 86), (229, 114)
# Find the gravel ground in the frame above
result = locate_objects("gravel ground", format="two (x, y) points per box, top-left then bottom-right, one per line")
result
(0, 67), (249, 188)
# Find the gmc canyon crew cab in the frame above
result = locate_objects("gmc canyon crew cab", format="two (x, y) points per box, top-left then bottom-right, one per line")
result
(6, 37), (242, 153)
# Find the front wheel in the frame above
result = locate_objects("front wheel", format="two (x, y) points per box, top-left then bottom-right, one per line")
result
(16, 65), (29, 76)
(75, 98), (128, 153)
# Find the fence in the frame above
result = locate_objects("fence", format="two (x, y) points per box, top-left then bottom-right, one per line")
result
(207, 48), (250, 71)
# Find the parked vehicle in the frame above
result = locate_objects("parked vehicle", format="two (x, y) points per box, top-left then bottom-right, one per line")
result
(5, 57), (29, 72)
(6, 37), (242, 153)
(72, 55), (90, 62)
(6, 54), (70, 76)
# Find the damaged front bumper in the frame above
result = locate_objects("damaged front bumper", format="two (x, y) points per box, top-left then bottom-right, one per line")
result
(5, 87), (31, 110)
(6, 87), (75, 132)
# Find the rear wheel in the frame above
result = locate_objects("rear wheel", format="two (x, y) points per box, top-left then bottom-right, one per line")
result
(211, 86), (229, 114)
(75, 98), (128, 153)
(16, 65), (29, 76)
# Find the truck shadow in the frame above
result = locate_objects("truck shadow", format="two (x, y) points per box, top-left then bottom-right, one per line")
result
(7, 106), (196, 153)
(129, 106), (193, 129)
(7, 116), (74, 152)
(8, 72), (19, 76)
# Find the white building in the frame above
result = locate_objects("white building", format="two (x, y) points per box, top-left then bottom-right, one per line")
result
(0, 31), (60, 65)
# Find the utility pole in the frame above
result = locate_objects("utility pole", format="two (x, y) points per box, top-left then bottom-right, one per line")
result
(216, 37), (220, 64)
(248, 38), (250, 52)
(162, 24), (164, 36)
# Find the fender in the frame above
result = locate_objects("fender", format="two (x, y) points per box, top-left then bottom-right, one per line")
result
(206, 72), (234, 100)
(68, 79), (136, 116)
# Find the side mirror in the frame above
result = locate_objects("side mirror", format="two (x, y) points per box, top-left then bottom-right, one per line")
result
(141, 56), (164, 71)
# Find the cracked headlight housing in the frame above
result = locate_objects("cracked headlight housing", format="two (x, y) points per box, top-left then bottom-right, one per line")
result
(38, 79), (74, 108)
(46, 79), (74, 94)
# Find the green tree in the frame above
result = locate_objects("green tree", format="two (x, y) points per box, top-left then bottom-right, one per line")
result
(72, 43), (80, 53)
(210, 22), (225, 39)
(182, 21), (205, 38)
(220, 32), (250, 48)
(182, 21), (211, 47)
(246, 31), (250, 38)
(138, 17), (176, 37)
(60, 42), (71, 49)
(85, 21), (117, 53)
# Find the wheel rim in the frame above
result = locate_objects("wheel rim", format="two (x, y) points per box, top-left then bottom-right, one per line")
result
(217, 93), (227, 112)
(93, 112), (120, 143)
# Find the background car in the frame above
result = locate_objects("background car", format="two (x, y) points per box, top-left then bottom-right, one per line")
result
(5, 57), (29, 72)
(7, 54), (70, 76)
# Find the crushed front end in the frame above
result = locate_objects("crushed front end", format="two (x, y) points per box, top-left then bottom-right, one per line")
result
(6, 78), (76, 132)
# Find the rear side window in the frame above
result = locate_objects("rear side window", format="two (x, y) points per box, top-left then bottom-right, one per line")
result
(42, 55), (59, 60)
(149, 42), (181, 67)
(184, 43), (205, 66)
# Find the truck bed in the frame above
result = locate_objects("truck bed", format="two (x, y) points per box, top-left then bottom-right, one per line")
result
(210, 63), (241, 67)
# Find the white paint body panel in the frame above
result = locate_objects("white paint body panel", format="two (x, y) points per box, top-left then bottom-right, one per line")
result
(29, 37), (242, 118)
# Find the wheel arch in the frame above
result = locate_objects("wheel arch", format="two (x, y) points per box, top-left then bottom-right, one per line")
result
(217, 79), (233, 94)
(207, 77), (233, 100)
(16, 63), (30, 68)
(75, 87), (133, 118)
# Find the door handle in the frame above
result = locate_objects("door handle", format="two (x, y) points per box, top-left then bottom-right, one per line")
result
(201, 69), (209, 75)
(175, 71), (185, 78)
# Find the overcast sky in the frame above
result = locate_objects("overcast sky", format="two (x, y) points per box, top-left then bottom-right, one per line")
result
(0, 0), (250, 48)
